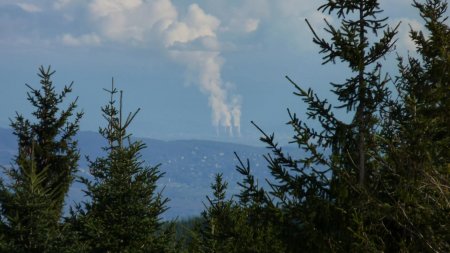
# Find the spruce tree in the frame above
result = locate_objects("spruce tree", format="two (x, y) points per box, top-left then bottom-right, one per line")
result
(76, 82), (174, 252)
(392, 0), (450, 168)
(191, 170), (284, 253)
(234, 0), (401, 251)
(0, 66), (82, 252)
(303, 0), (399, 186)
(231, 0), (449, 251)
(378, 0), (450, 251)
(7, 65), (83, 219)
(193, 1), (447, 251)
(233, 157), (286, 253)
(192, 173), (236, 253)
(0, 147), (62, 252)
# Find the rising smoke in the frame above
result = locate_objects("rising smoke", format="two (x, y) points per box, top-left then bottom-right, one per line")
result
(88, 0), (242, 136)
(167, 50), (241, 136)
(163, 4), (242, 136)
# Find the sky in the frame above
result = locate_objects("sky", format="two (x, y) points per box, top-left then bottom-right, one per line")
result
(0, 0), (434, 146)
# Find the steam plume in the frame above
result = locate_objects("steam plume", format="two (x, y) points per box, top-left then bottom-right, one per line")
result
(88, 0), (242, 135)
(163, 4), (242, 136)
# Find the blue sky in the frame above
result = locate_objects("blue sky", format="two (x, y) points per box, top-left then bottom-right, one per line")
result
(0, 0), (429, 145)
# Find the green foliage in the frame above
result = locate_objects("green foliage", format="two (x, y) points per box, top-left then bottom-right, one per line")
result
(70, 82), (175, 253)
(173, 216), (204, 251)
(8, 65), (83, 218)
(0, 1), (448, 252)
(209, 0), (449, 252)
(0, 66), (82, 252)
(393, 0), (450, 168)
(235, 0), (400, 251)
(0, 148), (63, 252)
(307, 0), (399, 186)
(376, 0), (450, 251)
(189, 172), (285, 253)
(192, 173), (236, 252)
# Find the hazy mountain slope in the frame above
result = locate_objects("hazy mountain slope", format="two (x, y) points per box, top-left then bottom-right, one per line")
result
(1, 127), (295, 219)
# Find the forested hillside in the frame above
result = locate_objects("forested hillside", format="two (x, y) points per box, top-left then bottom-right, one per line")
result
(0, 127), (283, 219)
(0, 0), (448, 252)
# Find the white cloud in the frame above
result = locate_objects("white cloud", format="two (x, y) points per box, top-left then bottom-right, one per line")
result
(234, 0), (271, 19)
(88, 0), (177, 43)
(391, 18), (423, 53)
(273, 3), (335, 53)
(216, 0), (267, 35)
(16, 3), (42, 13)
(244, 18), (260, 33)
(164, 4), (220, 47)
(89, 0), (142, 17)
(223, 17), (260, 34)
(61, 33), (101, 46)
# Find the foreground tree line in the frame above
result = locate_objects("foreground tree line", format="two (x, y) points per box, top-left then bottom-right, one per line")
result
(0, 0), (448, 252)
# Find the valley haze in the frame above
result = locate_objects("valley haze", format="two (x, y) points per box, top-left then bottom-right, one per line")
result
(0, 127), (298, 219)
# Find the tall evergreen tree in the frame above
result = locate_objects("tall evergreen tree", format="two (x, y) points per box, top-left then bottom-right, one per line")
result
(0, 66), (82, 252)
(190, 170), (285, 253)
(254, 0), (397, 250)
(7, 65), (83, 218)
(231, 0), (449, 251)
(303, 0), (399, 186)
(75, 82), (174, 252)
(233, 157), (286, 253)
(392, 0), (450, 168)
(377, 0), (450, 251)
(191, 173), (236, 253)
(232, 0), (404, 251)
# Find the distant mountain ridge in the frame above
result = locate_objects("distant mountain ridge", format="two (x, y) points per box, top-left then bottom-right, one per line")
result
(0, 127), (296, 219)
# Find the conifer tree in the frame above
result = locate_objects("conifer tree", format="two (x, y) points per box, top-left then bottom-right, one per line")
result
(391, 0), (450, 168)
(303, 0), (399, 186)
(231, 0), (449, 251)
(233, 157), (285, 253)
(76, 82), (174, 252)
(192, 173), (236, 253)
(0, 146), (62, 252)
(234, 0), (400, 251)
(194, 1), (447, 251)
(7, 65), (83, 219)
(0, 66), (82, 252)
(377, 0), (450, 251)
(191, 171), (284, 253)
